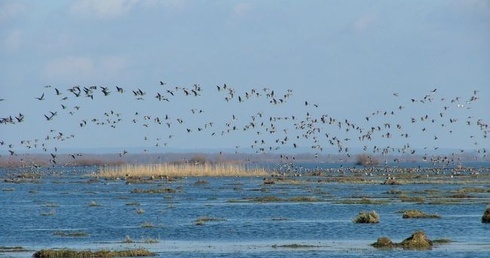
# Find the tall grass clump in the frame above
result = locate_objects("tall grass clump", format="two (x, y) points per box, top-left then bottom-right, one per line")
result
(97, 163), (268, 178)
(33, 248), (154, 257)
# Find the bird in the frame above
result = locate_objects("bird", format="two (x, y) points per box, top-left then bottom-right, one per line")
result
(36, 93), (45, 100)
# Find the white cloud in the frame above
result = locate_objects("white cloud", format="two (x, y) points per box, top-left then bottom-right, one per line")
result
(0, 2), (26, 22)
(69, 0), (140, 20)
(353, 12), (378, 33)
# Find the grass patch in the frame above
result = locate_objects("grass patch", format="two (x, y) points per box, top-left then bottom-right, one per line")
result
(433, 238), (452, 244)
(33, 248), (155, 257)
(272, 244), (319, 248)
(336, 198), (389, 205)
(53, 231), (89, 237)
(97, 163), (268, 178)
(399, 195), (425, 203)
(0, 246), (25, 252)
(354, 210), (379, 223)
(143, 237), (159, 244)
(195, 216), (227, 225)
(402, 210), (441, 219)
(246, 195), (320, 203)
(131, 188), (177, 194)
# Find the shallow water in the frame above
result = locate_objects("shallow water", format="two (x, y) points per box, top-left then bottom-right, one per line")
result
(1, 166), (490, 257)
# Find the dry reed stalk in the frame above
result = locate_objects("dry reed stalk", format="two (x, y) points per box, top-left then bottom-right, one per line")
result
(97, 163), (268, 178)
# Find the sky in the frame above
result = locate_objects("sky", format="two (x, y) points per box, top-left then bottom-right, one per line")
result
(0, 0), (489, 157)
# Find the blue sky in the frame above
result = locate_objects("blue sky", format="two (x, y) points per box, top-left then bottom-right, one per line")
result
(1, 0), (489, 156)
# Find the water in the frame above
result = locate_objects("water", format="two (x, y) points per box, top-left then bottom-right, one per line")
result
(1, 166), (490, 257)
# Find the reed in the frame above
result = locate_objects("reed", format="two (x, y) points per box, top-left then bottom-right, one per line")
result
(33, 248), (154, 257)
(97, 163), (268, 178)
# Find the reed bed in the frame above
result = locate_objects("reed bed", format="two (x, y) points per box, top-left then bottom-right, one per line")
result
(97, 163), (268, 178)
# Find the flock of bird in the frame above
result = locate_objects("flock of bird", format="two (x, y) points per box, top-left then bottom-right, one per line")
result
(0, 81), (488, 167)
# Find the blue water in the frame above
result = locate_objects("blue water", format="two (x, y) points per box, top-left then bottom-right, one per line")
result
(1, 166), (490, 257)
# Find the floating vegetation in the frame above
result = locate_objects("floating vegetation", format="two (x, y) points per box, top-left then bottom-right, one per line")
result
(53, 231), (89, 237)
(131, 188), (177, 194)
(32, 248), (155, 258)
(244, 195), (320, 203)
(143, 237), (159, 244)
(0, 246), (26, 252)
(399, 195), (425, 203)
(195, 216), (227, 225)
(125, 202), (141, 206)
(354, 211), (379, 223)
(272, 243), (319, 248)
(336, 198), (389, 205)
(136, 208), (145, 214)
(402, 210), (441, 219)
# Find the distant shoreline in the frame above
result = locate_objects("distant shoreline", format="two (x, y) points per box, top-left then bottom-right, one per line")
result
(1, 151), (488, 168)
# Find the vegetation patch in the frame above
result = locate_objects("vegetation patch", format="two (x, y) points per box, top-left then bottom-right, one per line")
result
(399, 195), (425, 203)
(336, 198), (389, 205)
(97, 163), (268, 178)
(402, 210), (441, 219)
(398, 231), (433, 250)
(372, 231), (450, 250)
(246, 195), (320, 203)
(0, 246), (26, 252)
(53, 231), (89, 237)
(272, 244), (319, 248)
(371, 237), (395, 249)
(131, 188), (177, 194)
(143, 238), (159, 244)
(32, 248), (155, 257)
(354, 211), (379, 223)
(195, 216), (227, 225)
(482, 207), (490, 223)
